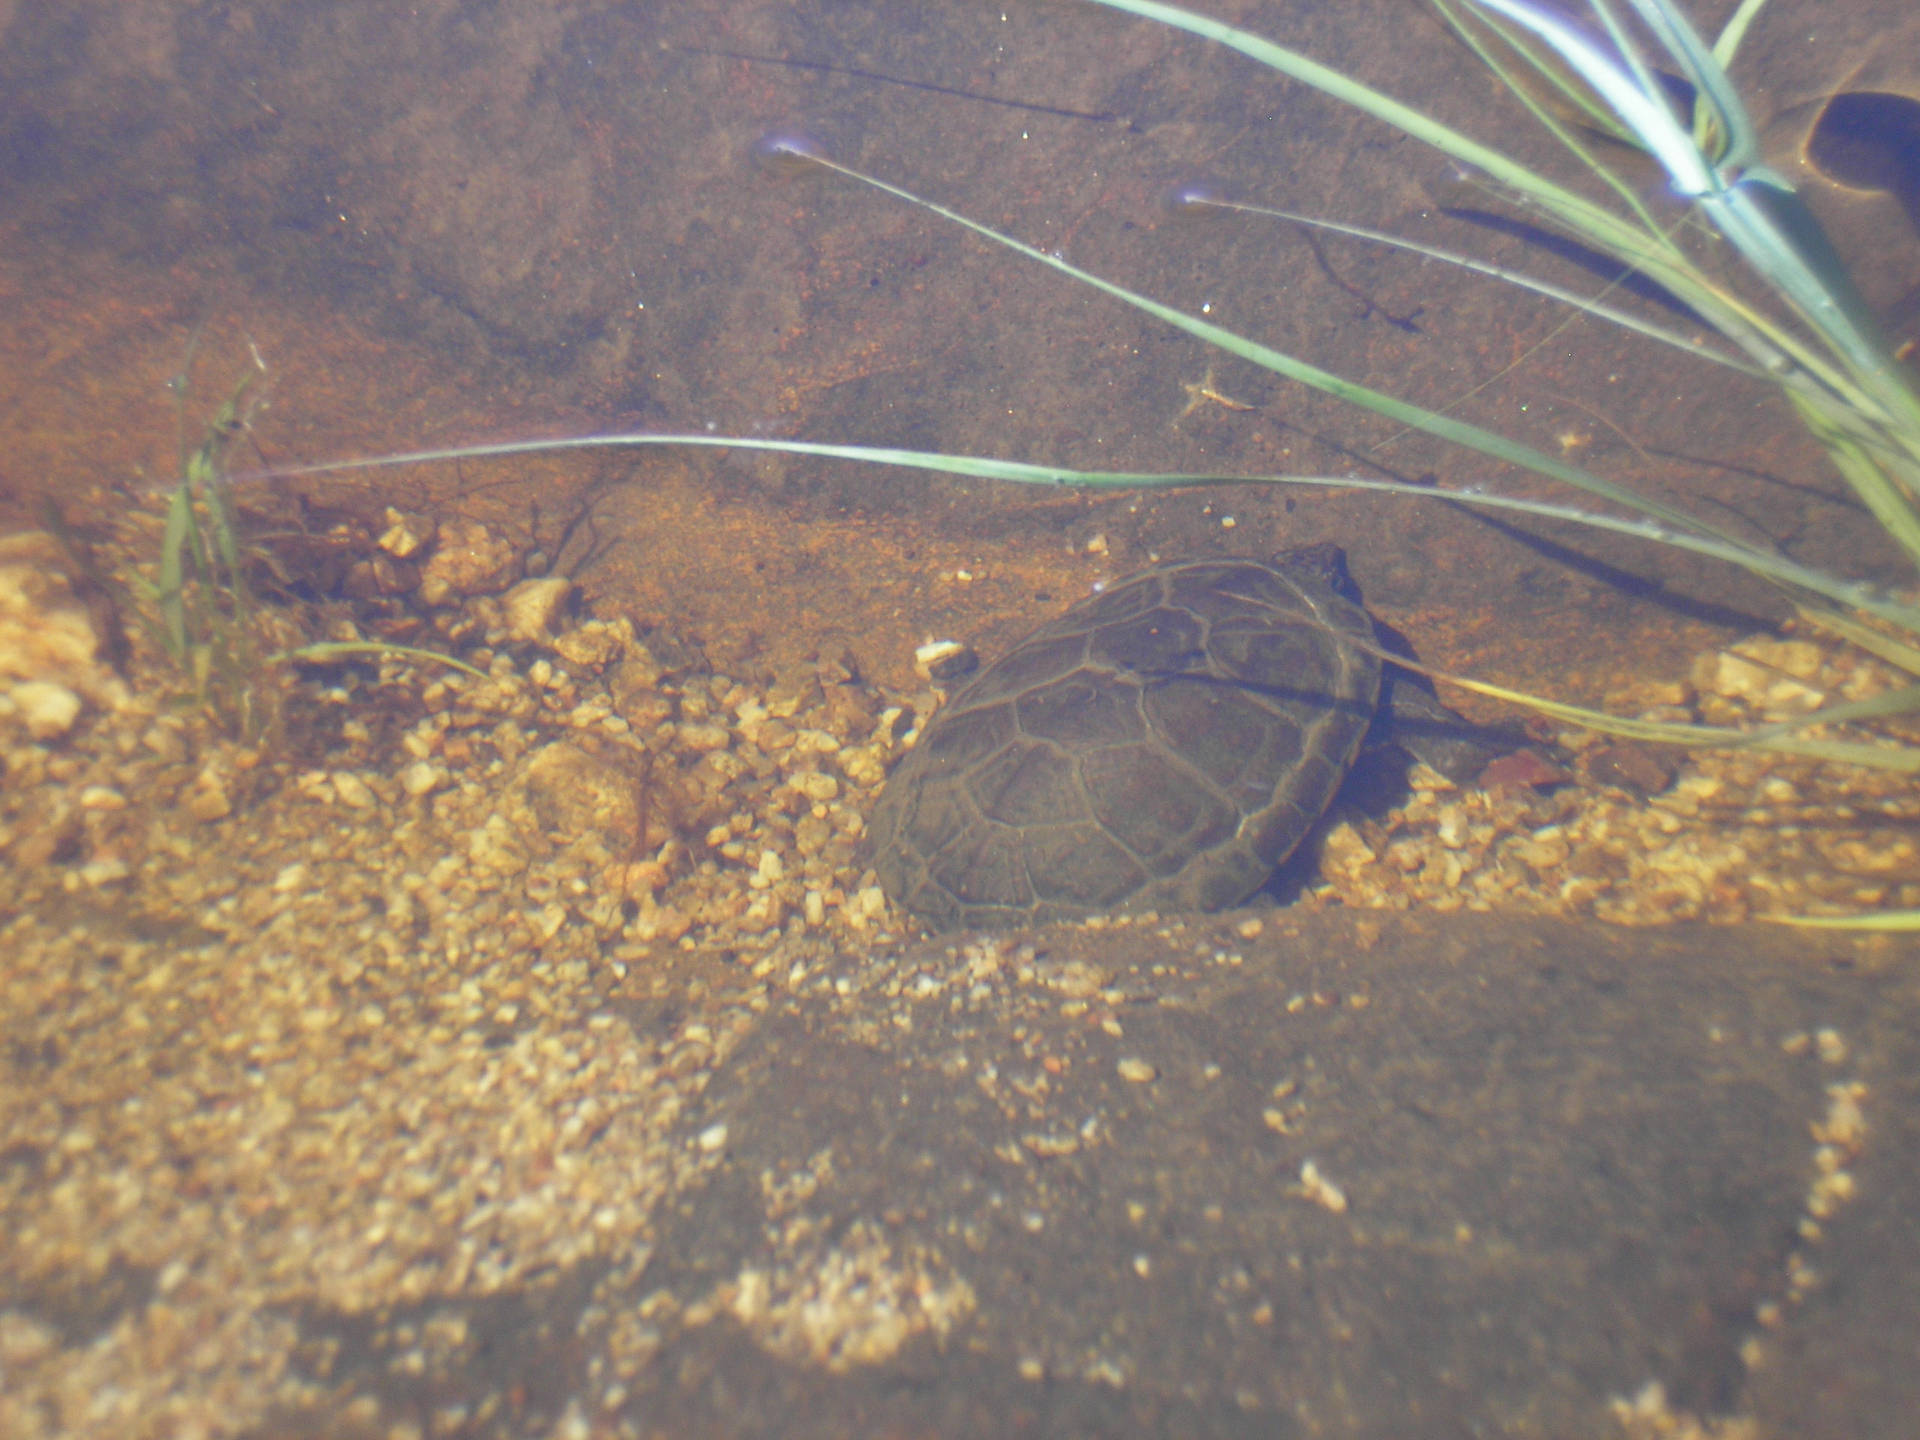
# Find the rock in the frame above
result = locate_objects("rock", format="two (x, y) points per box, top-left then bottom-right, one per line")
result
(11, 681), (83, 740)
(791, 770), (838, 802)
(185, 784), (232, 823)
(552, 621), (625, 670)
(913, 639), (977, 682)
(468, 812), (530, 876)
(376, 507), (435, 559)
(78, 856), (128, 887)
(0, 531), (128, 736)
(418, 520), (517, 604)
(400, 761), (448, 797)
(332, 772), (377, 809)
(341, 555), (419, 599)
(1699, 637), (1829, 718)
(1579, 742), (1679, 797)
(12, 804), (81, 867)
(676, 722), (731, 754)
(517, 742), (640, 838)
(502, 576), (573, 644)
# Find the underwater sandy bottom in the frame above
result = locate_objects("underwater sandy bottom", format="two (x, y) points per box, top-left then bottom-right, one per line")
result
(4, 0), (1919, 1423)
(3, 491), (1918, 1437)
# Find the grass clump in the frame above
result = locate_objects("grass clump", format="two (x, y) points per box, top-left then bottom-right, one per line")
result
(132, 350), (282, 742)
(128, 343), (480, 749)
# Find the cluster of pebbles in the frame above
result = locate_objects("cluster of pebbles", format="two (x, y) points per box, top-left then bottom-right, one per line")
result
(0, 513), (925, 969)
(0, 508), (1910, 1436)
(2, 514), (1914, 967)
(1314, 633), (1920, 926)
(0, 515), (928, 1438)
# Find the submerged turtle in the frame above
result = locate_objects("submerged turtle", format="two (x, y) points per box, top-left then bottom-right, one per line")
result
(867, 548), (1501, 931)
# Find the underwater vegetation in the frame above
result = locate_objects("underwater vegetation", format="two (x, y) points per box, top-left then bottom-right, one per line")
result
(97, 339), (481, 747)
(266, 0), (1920, 924)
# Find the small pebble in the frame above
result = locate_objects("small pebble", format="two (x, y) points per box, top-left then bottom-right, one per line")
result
(503, 576), (572, 643)
(12, 681), (82, 739)
(332, 772), (376, 809)
(677, 722), (731, 753)
(1298, 1160), (1348, 1214)
(914, 639), (977, 682)
(401, 761), (447, 797)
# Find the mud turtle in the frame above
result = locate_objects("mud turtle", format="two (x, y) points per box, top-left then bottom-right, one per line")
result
(867, 549), (1493, 931)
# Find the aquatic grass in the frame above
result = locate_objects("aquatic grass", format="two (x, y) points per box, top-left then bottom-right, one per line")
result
(266, 433), (1917, 640)
(134, 354), (278, 739)
(267, 429), (1920, 775)
(264, 0), (1920, 920)
(1095, 0), (1920, 517)
(138, 351), (481, 743)
(270, 0), (1920, 640)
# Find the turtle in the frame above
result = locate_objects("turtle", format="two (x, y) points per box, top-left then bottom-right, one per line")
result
(866, 547), (1503, 931)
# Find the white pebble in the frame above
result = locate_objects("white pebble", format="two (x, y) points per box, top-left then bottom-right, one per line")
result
(676, 722), (731, 753)
(11, 681), (82, 739)
(502, 575), (572, 643)
(79, 857), (128, 887)
(400, 761), (447, 797)
(332, 772), (376, 809)
(1298, 1159), (1348, 1213)
(793, 770), (839, 801)
(914, 638), (967, 674)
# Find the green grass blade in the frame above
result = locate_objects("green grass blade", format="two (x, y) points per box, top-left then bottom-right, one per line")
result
(181, 450), (219, 585)
(1100, 0), (1914, 451)
(1381, 648), (1920, 772)
(1466, 0), (1920, 453)
(1433, 0), (1678, 237)
(1709, 0), (1775, 68)
(1768, 909), (1920, 931)
(1085, 0), (1637, 248)
(1087, 0), (1778, 356)
(272, 640), (488, 679)
(1471, 0), (1711, 189)
(1618, 0), (1762, 168)
(1784, 390), (1920, 570)
(1765, 683), (1920, 728)
(807, 153), (1764, 554)
(1226, 198), (1766, 380)
(257, 434), (1920, 630)
(203, 466), (243, 586)
(1796, 609), (1920, 678)
(156, 482), (193, 661)
(1706, 180), (1914, 410)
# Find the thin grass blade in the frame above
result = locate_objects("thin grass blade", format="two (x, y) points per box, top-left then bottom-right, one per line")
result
(273, 640), (488, 679)
(257, 434), (1920, 630)
(1768, 909), (1920, 931)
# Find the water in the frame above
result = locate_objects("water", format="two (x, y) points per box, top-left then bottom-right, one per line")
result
(1, 1), (1916, 1436)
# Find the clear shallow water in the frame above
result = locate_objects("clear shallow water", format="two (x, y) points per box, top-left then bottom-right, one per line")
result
(1, 2), (1917, 1435)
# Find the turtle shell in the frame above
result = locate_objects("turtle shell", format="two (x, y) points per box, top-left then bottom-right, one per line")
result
(867, 557), (1381, 930)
